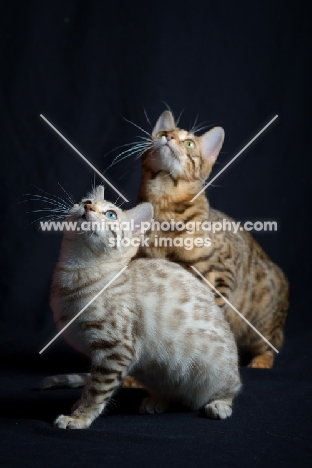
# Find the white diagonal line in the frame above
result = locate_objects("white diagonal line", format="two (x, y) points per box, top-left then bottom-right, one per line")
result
(39, 265), (128, 354)
(191, 266), (279, 353)
(190, 115), (278, 202)
(40, 114), (129, 202)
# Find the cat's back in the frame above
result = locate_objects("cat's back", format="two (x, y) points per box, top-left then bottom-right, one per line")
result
(130, 257), (216, 307)
(129, 257), (233, 340)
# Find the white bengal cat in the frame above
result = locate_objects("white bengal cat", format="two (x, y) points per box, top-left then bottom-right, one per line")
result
(45, 186), (241, 429)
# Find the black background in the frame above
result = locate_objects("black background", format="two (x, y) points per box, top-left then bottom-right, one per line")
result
(0, 1), (311, 467)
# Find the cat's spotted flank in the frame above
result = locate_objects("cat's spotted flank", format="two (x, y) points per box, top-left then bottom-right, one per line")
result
(49, 186), (241, 429)
(138, 110), (289, 368)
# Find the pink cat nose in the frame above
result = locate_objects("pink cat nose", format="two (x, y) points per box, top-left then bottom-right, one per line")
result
(85, 204), (94, 212)
(166, 132), (175, 140)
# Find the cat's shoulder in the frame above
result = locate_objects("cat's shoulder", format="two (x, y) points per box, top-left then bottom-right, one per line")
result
(130, 257), (183, 272)
(209, 206), (235, 222)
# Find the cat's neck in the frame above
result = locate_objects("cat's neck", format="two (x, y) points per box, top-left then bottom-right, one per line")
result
(57, 237), (136, 275)
(139, 171), (210, 218)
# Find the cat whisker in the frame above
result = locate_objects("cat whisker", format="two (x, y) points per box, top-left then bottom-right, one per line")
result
(23, 196), (71, 211)
(143, 107), (152, 129)
(25, 213), (66, 230)
(31, 185), (71, 208)
(134, 146), (153, 161)
(193, 125), (211, 134)
(107, 143), (153, 170)
(58, 182), (75, 205)
(27, 208), (70, 214)
(103, 140), (150, 159)
(175, 108), (184, 127)
(109, 142), (150, 163)
(123, 117), (150, 137)
(136, 135), (153, 143)
(189, 114), (199, 134)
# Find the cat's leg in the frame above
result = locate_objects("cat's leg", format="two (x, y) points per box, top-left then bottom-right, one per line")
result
(199, 360), (241, 420)
(248, 344), (275, 369)
(122, 376), (144, 389)
(247, 305), (285, 369)
(39, 373), (90, 390)
(248, 353), (274, 369)
(54, 359), (130, 429)
(204, 398), (233, 419)
(206, 268), (236, 309)
(139, 395), (170, 414)
(248, 268), (289, 369)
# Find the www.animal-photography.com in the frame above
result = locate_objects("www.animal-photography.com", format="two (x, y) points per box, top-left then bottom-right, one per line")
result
(0, 1), (310, 467)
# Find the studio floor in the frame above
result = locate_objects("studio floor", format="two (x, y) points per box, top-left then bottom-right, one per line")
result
(1, 329), (311, 468)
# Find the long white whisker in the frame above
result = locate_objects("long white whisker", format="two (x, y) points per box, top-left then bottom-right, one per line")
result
(23, 196), (70, 210)
(189, 114), (199, 133)
(32, 185), (71, 207)
(136, 135), (152, 142)
(58, 182), (75, 205)
(176, 109), (184, 127)
(143, 107), (152, 128)
(108, 144), (153, 169)
(123, 117), (150, 136)
(193, 125), (211, 134)
(27, 208), (69, 214)
(107, 142), (152, 169)
(25, 213), (66, 229)
(103, 140), (150, 159)
(134, 147), (152, 160)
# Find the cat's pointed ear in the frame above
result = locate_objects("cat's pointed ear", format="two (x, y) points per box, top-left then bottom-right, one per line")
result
(89, 185), (104, 202)
(124, 203), (153, 235)
(152, 110), (175, 136)
(200, 127), (225, 164)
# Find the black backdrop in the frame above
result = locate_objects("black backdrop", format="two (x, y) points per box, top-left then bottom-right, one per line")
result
(1, 1), (311, 467)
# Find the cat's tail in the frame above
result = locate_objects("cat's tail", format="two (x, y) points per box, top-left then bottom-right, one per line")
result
(38, 373), (90, 390)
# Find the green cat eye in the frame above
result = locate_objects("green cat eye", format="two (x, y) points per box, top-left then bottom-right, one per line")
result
(104, 210), (117, 220)
(184, 140), (195, 149)
(156, 131), (167, 138)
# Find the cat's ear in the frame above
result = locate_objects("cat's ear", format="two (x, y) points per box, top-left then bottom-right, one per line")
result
(88, 185), (105, 201)
(152, 110), (175, 136)
(124, 203), (153, 234)
(200, 127), (225, 164)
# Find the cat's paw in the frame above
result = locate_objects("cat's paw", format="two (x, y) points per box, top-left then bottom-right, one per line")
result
(248, 354), (273, 369)
(122, 376), (144, 389)
(54, 414), (90, 429)
(139, 397), (169, 414)
(204, 400), (232, 420)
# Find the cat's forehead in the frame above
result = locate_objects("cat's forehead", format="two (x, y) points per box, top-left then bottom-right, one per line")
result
(173, 128), (197, 140)
(176, 129), (190, 140)
(97, 200), (119, 211)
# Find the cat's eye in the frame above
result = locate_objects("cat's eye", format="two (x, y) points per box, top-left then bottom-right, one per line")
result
(156, 131), (167, 138)
(104, 210), (117, 220)
(82, 199), (92, 204)
(184, 140), (196, 149)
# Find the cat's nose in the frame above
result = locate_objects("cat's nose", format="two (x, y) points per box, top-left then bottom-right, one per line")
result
(166, 132), (175, 140)
(85, 204), (94, 212)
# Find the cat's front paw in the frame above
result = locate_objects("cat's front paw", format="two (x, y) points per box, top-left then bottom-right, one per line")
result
(204, 399), (232, 420)
(54, 414), (90, 429)
(122, 376), (144, 389)
(139, 397), (169, 414)
(248, 354), (273, 369)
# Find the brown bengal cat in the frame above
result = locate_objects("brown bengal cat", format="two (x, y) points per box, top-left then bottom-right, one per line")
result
(132, 110), (289, 370)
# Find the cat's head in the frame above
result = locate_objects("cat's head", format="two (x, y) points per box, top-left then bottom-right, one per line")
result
(143, 110), (224, 181)
(64, 186), (153, 260)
